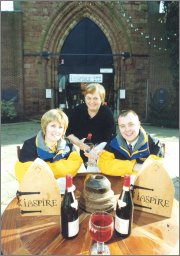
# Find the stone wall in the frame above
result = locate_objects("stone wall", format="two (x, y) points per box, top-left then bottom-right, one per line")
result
(1, 1), (174, 121)
(1, 12), (24, 115)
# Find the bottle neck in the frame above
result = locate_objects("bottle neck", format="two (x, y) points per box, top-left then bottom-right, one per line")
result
(123, 175), (130, 191)
(123, 185), (130, 192)
(87, 133), (92, 141)
(66, 174), (73, 190)
(65, 185), (78, 210)
(66, 184), (76, 193)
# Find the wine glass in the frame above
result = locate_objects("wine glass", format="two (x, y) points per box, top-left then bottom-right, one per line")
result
(89, 211), (114, 255)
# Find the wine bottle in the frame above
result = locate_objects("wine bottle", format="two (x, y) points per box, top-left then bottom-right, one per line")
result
(61, 174), (79, 239)
(84, 133), (93, 144)
(82, 133), (93, 163)
(115, 174), (134, 238)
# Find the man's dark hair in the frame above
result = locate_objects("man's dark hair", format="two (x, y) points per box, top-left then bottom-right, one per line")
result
(119, 109), (139, 118)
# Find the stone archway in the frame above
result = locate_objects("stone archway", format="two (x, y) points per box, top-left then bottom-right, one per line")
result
(42, 1), (132, 111)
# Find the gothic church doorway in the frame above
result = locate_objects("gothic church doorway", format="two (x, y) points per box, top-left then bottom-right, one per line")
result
(57, 18), (114, 112)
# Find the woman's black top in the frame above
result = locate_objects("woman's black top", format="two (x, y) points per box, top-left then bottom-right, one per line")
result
(66, 103), (116, 144)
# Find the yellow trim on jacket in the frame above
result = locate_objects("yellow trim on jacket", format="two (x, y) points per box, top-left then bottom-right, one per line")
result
(15, 151), (83, 183)
(97, 151), (162, 177)
(98, 150), (136, 176)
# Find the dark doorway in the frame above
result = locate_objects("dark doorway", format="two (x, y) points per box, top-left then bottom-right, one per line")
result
(58, 17), (114, 111)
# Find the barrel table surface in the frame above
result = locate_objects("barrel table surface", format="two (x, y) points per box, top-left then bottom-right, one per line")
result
(1, 175), (179, 255)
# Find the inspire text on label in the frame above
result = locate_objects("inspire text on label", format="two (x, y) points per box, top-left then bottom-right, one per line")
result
(135, 193), (170, 207)
(19, 198), (58, 207)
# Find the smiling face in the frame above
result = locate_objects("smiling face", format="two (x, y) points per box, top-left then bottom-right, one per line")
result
(85, 91), (102, 113)
(118, 112), (140, 143)
(45, 121), (64, 144)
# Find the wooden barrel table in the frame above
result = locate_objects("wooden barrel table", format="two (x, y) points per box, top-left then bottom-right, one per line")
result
(1, 175), (179, 255)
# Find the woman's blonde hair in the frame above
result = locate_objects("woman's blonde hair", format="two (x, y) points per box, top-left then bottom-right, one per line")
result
(83, 83), (106, 104)
(41, 108), (68, 136)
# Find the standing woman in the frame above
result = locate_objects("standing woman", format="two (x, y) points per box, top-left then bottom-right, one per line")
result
(66, 83), (116, 162)
(15, 109), (83, 182)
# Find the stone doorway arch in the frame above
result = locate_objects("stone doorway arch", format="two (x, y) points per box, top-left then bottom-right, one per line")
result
(58, 17), (115, 111)
(42, 1), (132, 115)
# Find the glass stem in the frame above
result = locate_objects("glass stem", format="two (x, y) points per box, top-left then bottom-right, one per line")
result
(97, 241), (104, 254)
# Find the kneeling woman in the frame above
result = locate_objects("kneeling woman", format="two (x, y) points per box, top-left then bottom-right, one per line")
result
(15, 109), (83, 182)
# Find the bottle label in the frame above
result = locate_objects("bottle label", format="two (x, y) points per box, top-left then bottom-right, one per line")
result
(70, 189), (78, 210)
(115, 214), (129, 234)
(71, 199), (78, 210)
(117, 199), (127, 208)
(68, 217), (79, 237)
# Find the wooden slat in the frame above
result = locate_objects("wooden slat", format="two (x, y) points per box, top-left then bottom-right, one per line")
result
(1, 199), (22, 255)
(1, 176), (179, 255)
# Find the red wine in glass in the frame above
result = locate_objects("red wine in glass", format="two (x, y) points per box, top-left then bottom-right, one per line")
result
(89, 211), (114, 255)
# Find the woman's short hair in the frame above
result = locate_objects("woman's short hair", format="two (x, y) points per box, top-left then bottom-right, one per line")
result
(83, 83), (106, 104)
(41, 108), (68, 136)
